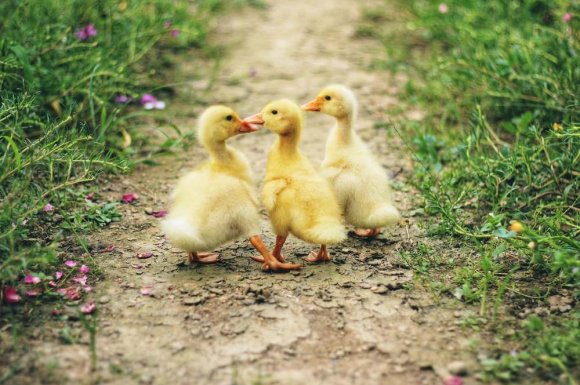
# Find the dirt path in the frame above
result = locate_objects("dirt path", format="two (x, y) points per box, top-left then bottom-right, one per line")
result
(38, 2), (480, 384)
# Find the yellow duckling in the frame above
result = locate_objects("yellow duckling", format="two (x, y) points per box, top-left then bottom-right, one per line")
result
(302, 85), (401, 237)
(244, 100), (346, 263)
(161, 105), (301, 271)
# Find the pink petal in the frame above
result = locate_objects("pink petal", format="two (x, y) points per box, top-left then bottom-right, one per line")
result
(170, 29), (180, 38)
(140, 286), (154, 296)
(64, 287), (82, 301)
(163, 20), (172, 28)
(137, 252), (154, 259)
(52, 308), (62, 316)
(64, 260), (77, 267)
(82, 285), (93, 292)
(85, 192), (96, 201)
(154, 101), (166, 110)
(24, 275), (41, 284)
(43, 203), (54, 212)
(563, 13), (572, 22)
(140, 94), (157, 105)
(80, 301), (96, 314)
(438, 3), (448, 13)
(26, 289), (42, 297)
(72, 274), (88, 286)
(80, 264), (90, 274)
(121, 192), (138, 203)
(443, 376), (464, 385)
(104, 245), (116, 253)
(4, 287), (21, 303)
(85, 23), (97, 37)
(150, 210), (168, 218)
(55, 271), (64, 280)
(137, 251), (153, 259)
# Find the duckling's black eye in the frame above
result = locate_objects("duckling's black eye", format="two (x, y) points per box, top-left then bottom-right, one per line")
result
(226, 115), (233, 121)
(324, 95), (331, 101)
(271, 110), (278, 115)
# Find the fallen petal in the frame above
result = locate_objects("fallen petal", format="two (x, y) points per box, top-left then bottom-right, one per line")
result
(150, 210), (168, 218)
(143, 102), (155, 110)
(24, 275), (41, 284)
(43, 203), (54, 213)
(55, 271), (64, 280)
(104, 245), (116, 253)
(140, 94), (157, 105)
(154, 101), (166, 110)
(4, 287), (21, 303)
(121, 193), (138, 203)
(137, 252), (154, 259)
(72, 274), (88, 286)
(140, 286), (154, 296)
(81, 301), (97, 314)
(64, 260), (77, 267)
(85, 192), (96, 201)
(80, 264), (90, 274)
(443, 376), (464, 385)
(64, 287), (82, 301)
(48, 281), (57, 288)
(26, 289), (42, 297)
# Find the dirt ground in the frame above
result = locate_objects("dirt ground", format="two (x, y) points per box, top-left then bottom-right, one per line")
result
(13, 1), (485, 384)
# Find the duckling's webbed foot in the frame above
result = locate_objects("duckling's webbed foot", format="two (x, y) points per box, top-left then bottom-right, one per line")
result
(304, 245), (331, 263)
(353, 228), (383, 238)
(249, 235), (301, 272)
(188, 252), (220, 264)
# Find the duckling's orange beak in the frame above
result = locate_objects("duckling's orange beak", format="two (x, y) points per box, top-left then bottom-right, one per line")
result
(238, 119), (259, 133)
(243, 113), (265, 125)
(301, 98), (321, 112)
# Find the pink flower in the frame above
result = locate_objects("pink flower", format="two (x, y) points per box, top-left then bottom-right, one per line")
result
(72, 274), (88, 286)
(139, 94), (165, 110)
(55, 271), (64, 280)
(4, 287), (21, 303)
(81, 301), (96, 314)
(137, 252), (154, 259)
(121, 192), (138, 203)
(150, 210), (167, 218)
(80, 264), (90, 274)
(43, 203), (54, 212)
(75, 23), (97, 41)
(443, 376), (464, 385)
(140, 286), (154, 296)
(63, 287), (81, 301)
(114, 95), (131, 104)
(64, 260), (77, 268)
(163, 21), (172, 28)
(23, 275), (41, 284)
(26, 289), (42, 297)
(563, 13), (573, 22)
(438, 3), (448, 13)
(170, 29), (180, 38)
(48, 281), (57, 288)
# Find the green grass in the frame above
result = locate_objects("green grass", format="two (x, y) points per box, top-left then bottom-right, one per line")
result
(361, 0), (578, 383)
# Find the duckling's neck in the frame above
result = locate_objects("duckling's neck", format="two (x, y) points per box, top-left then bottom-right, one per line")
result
(275, 131), (301, 156)
(333, 114), (355, 144)
(206, 141), (233, 165)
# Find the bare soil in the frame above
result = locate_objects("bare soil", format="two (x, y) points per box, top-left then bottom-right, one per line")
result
(9, 1), (484, 384)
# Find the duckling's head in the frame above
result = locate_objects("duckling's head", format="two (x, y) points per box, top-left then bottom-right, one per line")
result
(243, 99), (303, 136)
(197, 105), (258, 146)
(301, 84), (357, 120)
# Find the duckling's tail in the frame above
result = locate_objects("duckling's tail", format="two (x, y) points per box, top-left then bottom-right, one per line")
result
(301, 220), (347, 245)
(367, 204), (401, 228)
(161, 217), (203, 251)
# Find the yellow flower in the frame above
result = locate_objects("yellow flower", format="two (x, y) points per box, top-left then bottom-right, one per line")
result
(552, 122), (563, 131)
(509, 221), (524, 233)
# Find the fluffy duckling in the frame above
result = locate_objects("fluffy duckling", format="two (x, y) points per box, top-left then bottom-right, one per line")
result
(161, 105), (301, 271)
(302, 85), (400, 237)
(244, 100), (346, 262)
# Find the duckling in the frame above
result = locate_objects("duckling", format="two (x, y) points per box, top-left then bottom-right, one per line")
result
(302, 85), (400, 237)
(161, 105), (301, 271)
(244, 100), (346, 262)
